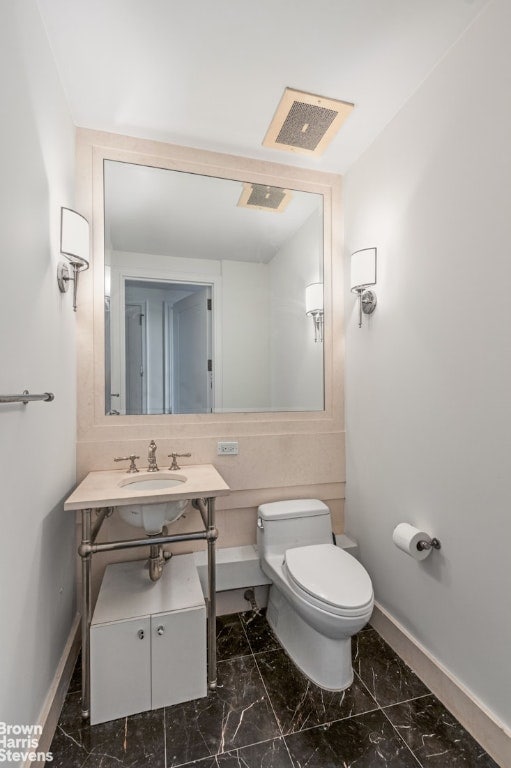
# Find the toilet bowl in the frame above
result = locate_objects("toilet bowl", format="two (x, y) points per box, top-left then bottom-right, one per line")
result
(257, 499), (374, 690)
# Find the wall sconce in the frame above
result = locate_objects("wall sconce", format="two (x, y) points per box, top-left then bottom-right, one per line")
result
(350, 247), (377, 328)
(305, 282), (324, 342)
(57, 207), (90, 311)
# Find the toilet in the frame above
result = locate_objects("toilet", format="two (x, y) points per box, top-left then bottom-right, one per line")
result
(257, 499), (374, 690)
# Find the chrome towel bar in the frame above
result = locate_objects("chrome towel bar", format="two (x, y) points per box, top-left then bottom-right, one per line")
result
(0, 390), (55, 404)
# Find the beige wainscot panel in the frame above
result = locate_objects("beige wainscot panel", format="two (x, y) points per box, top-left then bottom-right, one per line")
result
(76, 432), (344, 487)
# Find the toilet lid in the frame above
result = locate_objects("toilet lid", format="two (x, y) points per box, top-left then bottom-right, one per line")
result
(285, 544), (373, 610)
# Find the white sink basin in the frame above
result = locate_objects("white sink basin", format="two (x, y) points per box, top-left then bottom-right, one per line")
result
(119, 475), (186, 492)
(116, 472), (188, 534)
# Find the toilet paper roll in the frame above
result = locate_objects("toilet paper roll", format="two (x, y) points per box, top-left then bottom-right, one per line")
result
(392, 523), (432, 561)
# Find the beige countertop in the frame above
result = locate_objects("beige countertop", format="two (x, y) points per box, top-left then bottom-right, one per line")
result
(64, 464), (230, 511)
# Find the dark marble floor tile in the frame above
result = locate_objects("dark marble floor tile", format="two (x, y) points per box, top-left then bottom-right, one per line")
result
(216, 737), (295, 767)
(216, 613), (252, 660)
(48, 706), (165, 768)
(47, 722), (94, 768)
(165, 655), (280, 767)
(239, 609), (281, 654)
(353, 629), (429, 707)
(256, 648), (378, 735)
(384, 694), (499, 767)
(55, 690), (85, 732)
(83, 753), (133, 768)
(164, 695), (218, 767)
(122, 709), (166, 768)
(174, 757), (218, 768)
(285, 709), (421, 767)
(206, 656), (281, 750)
(176, 738), (294, 768)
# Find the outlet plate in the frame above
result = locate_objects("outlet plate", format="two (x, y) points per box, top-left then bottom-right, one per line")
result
(217, 441), (239, 455)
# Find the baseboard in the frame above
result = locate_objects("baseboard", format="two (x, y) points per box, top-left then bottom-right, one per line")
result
(371, 603), (510, 768)
(28, 613), (81, 768)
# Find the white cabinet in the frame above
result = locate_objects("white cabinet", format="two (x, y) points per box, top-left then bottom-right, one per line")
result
(90, 555), (206, 725)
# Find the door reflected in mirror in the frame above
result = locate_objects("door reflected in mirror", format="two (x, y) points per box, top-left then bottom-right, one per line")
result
(104, 161), (324, 415)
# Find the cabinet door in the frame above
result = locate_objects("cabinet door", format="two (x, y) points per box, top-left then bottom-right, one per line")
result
(151, 606), (207, 710)
(90, 616), (151, 724)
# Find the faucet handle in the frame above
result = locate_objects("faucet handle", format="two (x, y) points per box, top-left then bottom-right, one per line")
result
(167, 452), (191, 471)
(114, 455), (140, 473)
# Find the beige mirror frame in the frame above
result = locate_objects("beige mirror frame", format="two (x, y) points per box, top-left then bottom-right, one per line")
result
(75, 129), (345, 516)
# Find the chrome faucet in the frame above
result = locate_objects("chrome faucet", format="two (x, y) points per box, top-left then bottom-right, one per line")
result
(147, 440), (159, 472)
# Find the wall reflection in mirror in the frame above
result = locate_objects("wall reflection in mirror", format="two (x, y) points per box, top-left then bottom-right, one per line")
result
(104, 161), (324, 415)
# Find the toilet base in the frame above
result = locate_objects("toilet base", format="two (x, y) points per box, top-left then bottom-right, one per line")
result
(266, 585), (354, 691)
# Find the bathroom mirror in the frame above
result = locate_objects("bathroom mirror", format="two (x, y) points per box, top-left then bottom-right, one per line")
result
(104, 160), (324, 415)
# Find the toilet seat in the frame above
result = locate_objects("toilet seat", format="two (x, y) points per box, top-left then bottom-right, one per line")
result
(284, 544), (373, 617)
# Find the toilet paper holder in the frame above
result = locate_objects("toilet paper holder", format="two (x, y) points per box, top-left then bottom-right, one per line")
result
(417, 537), (441, 552)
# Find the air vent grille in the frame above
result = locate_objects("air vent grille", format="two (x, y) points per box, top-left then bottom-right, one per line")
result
(237, 183), (292, 213)
(263, 88), (354, 157)
(276, 101), (337, 152)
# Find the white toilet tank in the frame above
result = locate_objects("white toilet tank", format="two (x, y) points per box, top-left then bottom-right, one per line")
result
(257, 499), (333, 559)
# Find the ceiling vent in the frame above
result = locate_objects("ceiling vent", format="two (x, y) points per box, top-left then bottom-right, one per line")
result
(237, 183), (292, 213)
(263, 88), (354, 157)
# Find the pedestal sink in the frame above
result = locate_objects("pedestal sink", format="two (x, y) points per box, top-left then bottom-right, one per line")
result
(116, 473), (188, 534)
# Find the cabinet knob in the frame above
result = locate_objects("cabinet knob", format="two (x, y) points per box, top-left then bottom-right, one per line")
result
(156, 625), (165, 636)
(138, 629), (145, 639)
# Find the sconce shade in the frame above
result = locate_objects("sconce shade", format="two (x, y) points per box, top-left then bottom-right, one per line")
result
(305, 282), (323, 314)
(350, 247), (376, 291)
(60, 207), (89, 266)
(57, 207), (90, 311)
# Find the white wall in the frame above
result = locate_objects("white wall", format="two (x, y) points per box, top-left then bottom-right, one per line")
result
(344, 0), (511, 731)
(270, 210), (324, 411)
(221, 260), (270, 411)
(0, 0), (77, 741)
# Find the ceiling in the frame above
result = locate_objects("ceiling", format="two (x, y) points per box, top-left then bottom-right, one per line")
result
(36, 0), (489, 175)
(104, 161), (322, 262)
